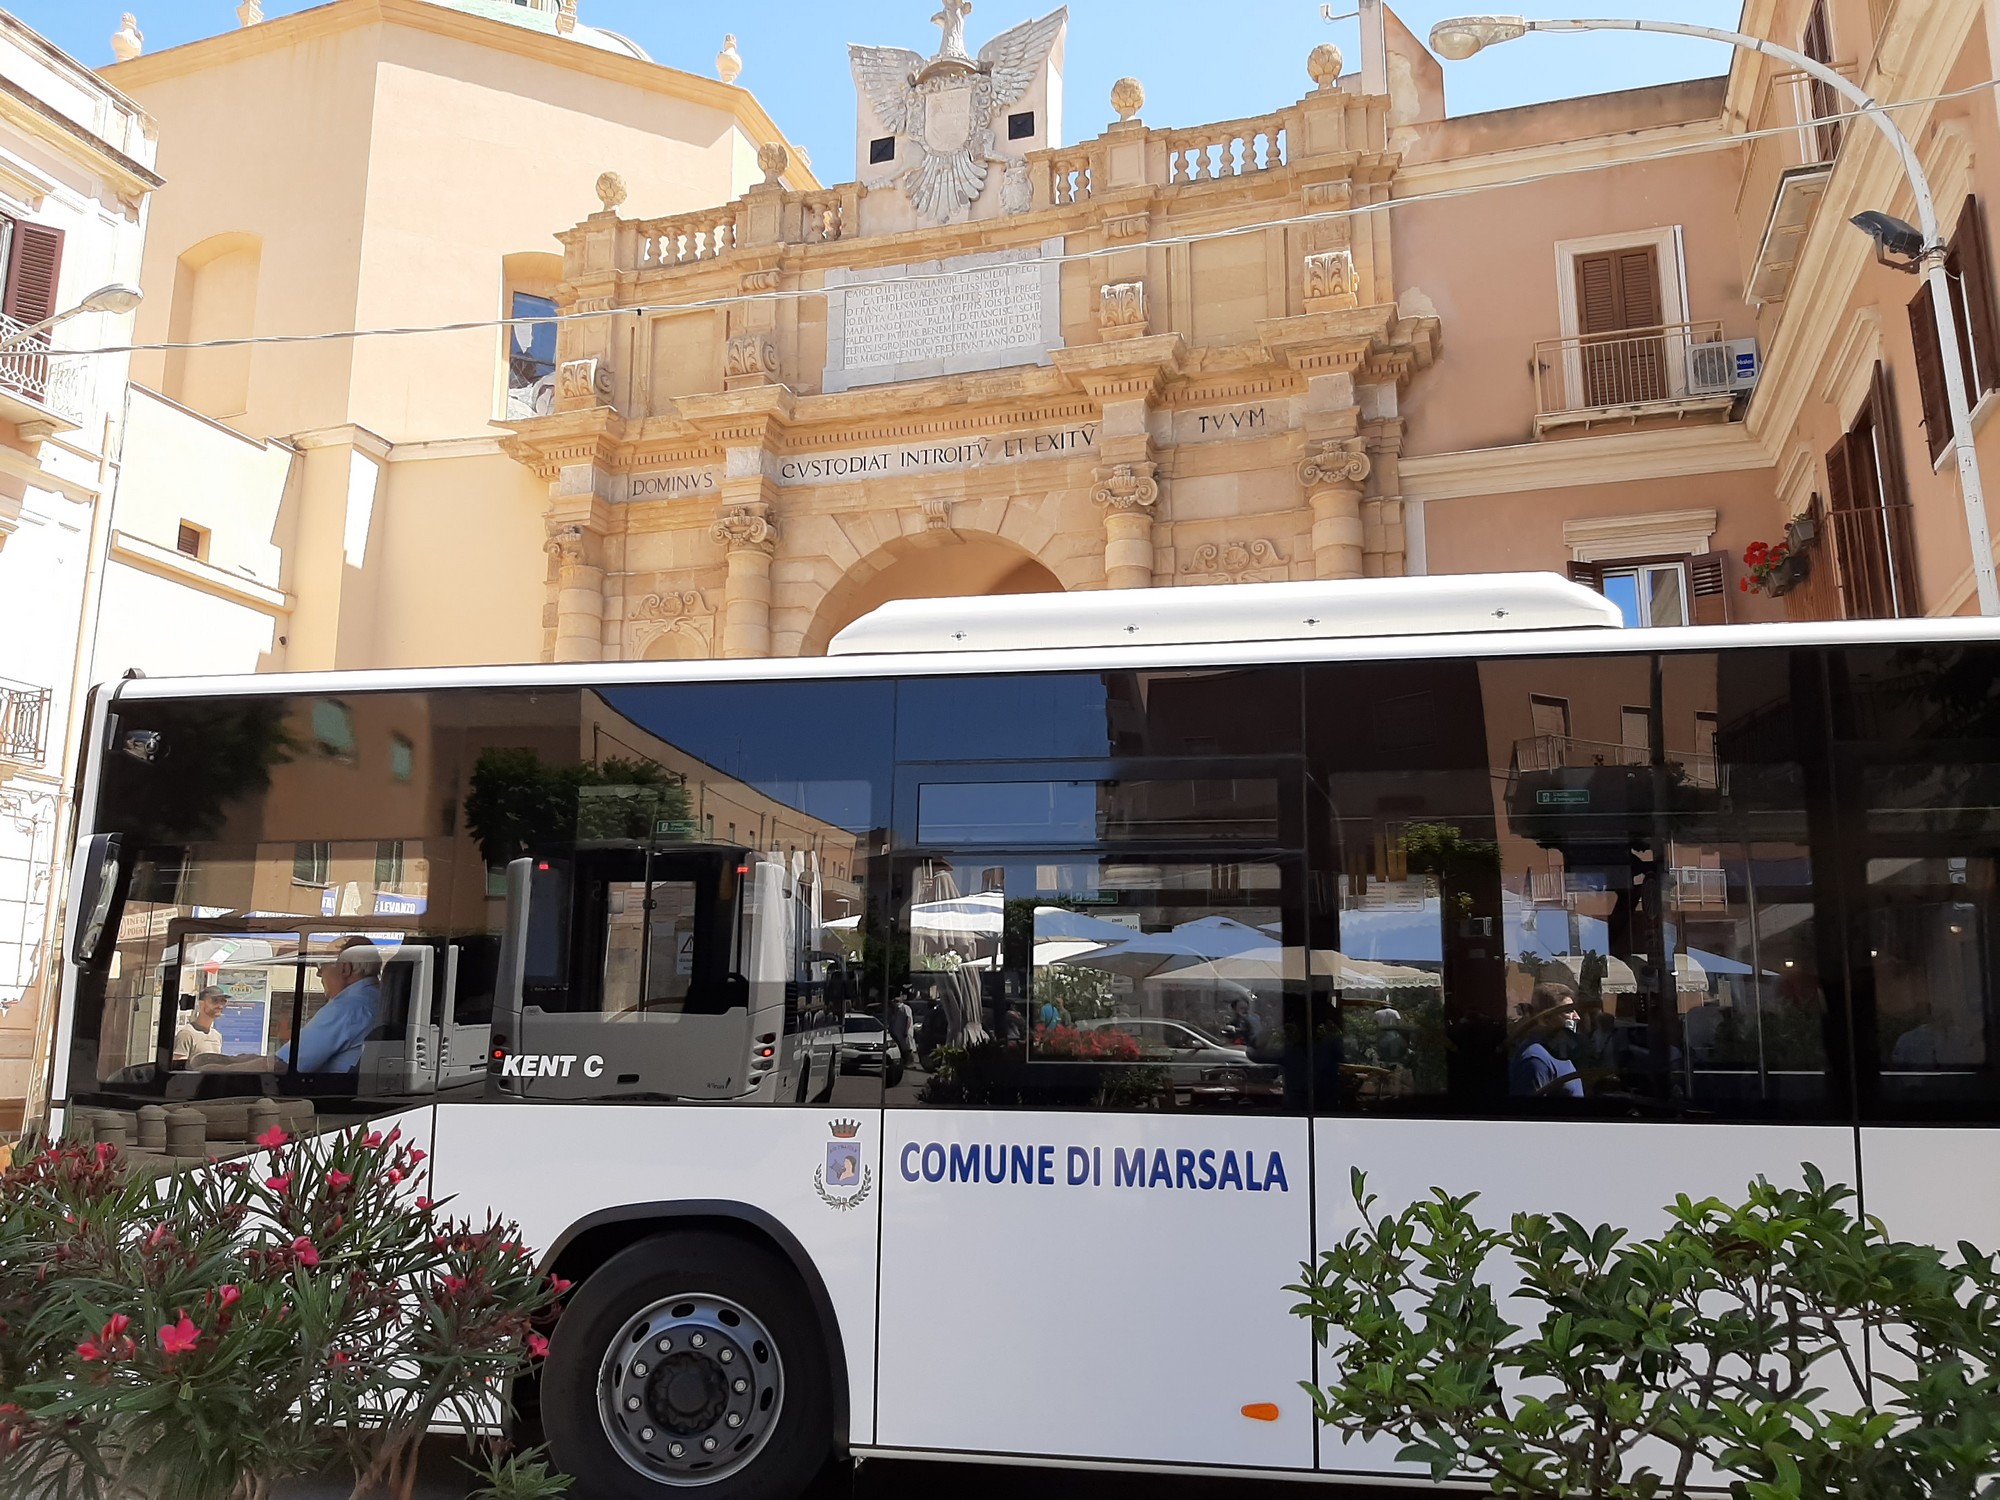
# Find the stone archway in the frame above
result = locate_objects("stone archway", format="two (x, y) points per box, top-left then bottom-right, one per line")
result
(799, 533), (1064, 655)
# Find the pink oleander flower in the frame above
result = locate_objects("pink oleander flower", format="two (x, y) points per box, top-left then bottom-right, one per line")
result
(526, 1332), (549, 1359)
(290, 1236), (320, 1269)
(256, 1125), (290, 1149)
(327, 1169), (352, 1191)
(158, 1311), (199, 1358)
(266, 1173), (292, 1193)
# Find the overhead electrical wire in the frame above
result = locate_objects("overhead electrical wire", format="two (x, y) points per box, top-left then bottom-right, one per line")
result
(39, 76), (2000, 362)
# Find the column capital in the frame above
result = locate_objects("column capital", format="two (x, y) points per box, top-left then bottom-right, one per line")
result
(1299, 438), (1371, 491)
(712, 506), (780, 554)
(1090, 460), (1160, 513)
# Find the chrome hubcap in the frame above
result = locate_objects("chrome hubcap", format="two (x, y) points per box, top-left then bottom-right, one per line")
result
(598, 1294), (783, 1485)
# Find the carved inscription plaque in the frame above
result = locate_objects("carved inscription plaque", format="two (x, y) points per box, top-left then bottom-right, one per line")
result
(841, 262), (1045, 371)
(823, 236), (1063, 393)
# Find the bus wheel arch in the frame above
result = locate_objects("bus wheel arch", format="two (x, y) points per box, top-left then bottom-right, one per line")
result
(535, 1201), (850, 1456)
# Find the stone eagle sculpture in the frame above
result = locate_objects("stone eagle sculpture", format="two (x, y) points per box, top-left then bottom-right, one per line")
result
(850, 3), (1067, 225)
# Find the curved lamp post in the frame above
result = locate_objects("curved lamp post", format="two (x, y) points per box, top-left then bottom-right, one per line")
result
(0, 282), (143, 353)
(1431, 14), (2000, 617)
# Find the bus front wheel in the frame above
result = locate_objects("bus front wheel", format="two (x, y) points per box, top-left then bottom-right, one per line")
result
(543, 1231), (833, 1500)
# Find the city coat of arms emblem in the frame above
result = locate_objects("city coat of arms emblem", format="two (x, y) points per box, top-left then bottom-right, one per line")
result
(815, 1119), (872, 1210)
(850, 1), (1067, 226)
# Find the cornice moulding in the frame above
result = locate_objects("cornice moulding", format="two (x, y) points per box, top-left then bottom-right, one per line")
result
(1402, 424), (1770, 501)
(102, 0), (816, 189)
(109, 529), (290, 612)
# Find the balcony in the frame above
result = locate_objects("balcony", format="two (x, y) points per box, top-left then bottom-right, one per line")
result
(1505, 733), (1723, 846)
(0, 679), (52, 767)
(1780, 503), (1920, 621)
(0, 315), (89, 437)
(1532, 320), (1739, 437)
(1746, 64), (1853, 305)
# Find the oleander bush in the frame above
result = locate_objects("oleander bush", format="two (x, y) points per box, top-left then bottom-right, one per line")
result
(0, 1125), (568, 1500)
(1291, 1167), (2000, 1499)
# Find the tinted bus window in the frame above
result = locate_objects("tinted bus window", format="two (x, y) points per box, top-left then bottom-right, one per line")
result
(1304, 650), (1842, 1121)
(888, 668), (1312, 1114)
(1830, 643), (2000, 1121)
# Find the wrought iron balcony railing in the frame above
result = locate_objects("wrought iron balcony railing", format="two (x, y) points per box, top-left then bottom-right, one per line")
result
(1533, 319), (1730, 417)
(0, 679), (52, 765)
(0, 315), (90, 425)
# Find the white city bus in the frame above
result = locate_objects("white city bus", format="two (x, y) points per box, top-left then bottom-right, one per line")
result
(43, 574), (2000, 1496)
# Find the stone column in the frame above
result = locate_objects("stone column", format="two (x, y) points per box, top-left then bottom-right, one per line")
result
(1299, 439), (1371, 581)
(545, 520), (607, 663)
(1091, 461), (1160, 590)
(712, 507), (779, 657)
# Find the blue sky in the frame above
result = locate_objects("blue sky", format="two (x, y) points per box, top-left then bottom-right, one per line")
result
(23, 1), (1745, 179)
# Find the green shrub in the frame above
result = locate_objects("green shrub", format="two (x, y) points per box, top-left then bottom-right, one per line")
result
(1291, 1166), (2000, 1498)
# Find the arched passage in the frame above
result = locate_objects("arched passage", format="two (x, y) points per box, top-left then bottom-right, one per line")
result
(800, 533), (1063, 655)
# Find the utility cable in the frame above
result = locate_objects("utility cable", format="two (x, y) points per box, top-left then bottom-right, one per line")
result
(38, 75), (2000, 360)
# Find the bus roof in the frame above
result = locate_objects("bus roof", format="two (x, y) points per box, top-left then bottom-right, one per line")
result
(104, 578), (2000, 701)
(826, 573), (1621, 654)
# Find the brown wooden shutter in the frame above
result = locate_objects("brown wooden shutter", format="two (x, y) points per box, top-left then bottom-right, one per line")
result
(1575, 246), (1660, 334)
(1956, 195), (2000, 397)
(1566, 560), (1606, 592)
(1869, 361), (1912, 509)
(1619, 247), (1661, 330)
(1576, 254), (1620, 336)
(1, 222), (62, 330)
(1688, 550), (1729, 624)
(1909, 280), (1952, 464)
(1825, 436), (1853, 512)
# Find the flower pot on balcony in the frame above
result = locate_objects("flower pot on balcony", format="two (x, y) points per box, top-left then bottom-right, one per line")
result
(1768, 547), (1811, 596)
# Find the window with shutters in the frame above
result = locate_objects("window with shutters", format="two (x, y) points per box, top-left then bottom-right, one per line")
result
(1568, 550), (1730, 627)
(175, 521), (208, 561)
(1823, 362), (1920, 618)
(1908, 196), (2000, 465)
(1574, 244), (1667, 406)
(0, 215), (64, 406)
(1802, 1), (1842, 164)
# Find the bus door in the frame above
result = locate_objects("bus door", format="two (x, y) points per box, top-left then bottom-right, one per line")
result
(492, 842), (765, 1101)
(873, 757), (1317, 1470)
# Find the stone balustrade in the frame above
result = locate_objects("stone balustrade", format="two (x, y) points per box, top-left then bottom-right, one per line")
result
(1160, 115), (1288, 183)
(634, 208), (741, 268)
(595, 94), (1363, 278)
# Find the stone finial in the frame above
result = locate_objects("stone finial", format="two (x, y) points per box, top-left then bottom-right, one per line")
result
(595, 171), (627, 211)
(1110, 76), (1144, 123)
(716, 34), (743, 83)
(757, 141), (790, 186)
(555, 0), (578, 35)
(1308, 42), (1344, 90)
(110, 13), (143, 62)
(236, 0), (263, 24)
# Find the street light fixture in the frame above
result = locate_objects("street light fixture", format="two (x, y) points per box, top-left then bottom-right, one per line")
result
(1428, 13), (2000, 617)
(0, 282), (144, 352)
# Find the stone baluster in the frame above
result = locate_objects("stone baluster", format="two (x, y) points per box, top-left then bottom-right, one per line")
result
(1298, 439), (1371, 580)
(712, 507), (780, 657)
(1091, 461), (1160, 591)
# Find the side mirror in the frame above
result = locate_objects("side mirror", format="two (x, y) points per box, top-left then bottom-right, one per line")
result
(69, 833), (123, 966)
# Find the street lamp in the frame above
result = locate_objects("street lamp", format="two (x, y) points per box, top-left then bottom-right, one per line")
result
(0, 282), (143, 353)
(1430, 14), (2000, 617)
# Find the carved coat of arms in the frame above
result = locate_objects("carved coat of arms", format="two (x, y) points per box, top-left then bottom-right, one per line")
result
(850, 1), (1067, 226)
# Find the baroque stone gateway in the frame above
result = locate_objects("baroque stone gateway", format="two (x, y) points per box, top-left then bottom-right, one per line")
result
(505, 5), (1440, 662)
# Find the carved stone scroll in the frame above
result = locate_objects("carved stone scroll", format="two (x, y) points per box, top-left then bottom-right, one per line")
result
(1298, 439), (1371, 489)
(1303, 249), (1358, 312)
(1097, 281), (1148, 341)
(712, 508), (780, 553)
(1090, 460), (1160, 512)
(1179, 537), (1288, 583)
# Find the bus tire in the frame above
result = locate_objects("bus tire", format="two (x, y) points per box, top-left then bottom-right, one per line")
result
(543, 1230), (833, 1500)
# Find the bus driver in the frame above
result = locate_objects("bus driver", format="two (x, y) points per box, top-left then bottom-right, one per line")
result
(193, 936), (385, 1076)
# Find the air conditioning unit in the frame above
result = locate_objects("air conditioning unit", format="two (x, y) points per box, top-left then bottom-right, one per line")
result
(1687, 338), (1761, 395)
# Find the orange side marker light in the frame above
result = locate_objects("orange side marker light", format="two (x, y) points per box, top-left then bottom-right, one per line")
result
(1241, 1403), (1280, 1423)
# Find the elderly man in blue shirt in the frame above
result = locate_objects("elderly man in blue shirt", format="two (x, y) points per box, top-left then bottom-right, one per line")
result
(277, 935), (386, 1073)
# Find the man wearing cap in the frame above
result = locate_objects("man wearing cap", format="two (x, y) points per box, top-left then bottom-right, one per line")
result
(1509, 981), (1584, 1099)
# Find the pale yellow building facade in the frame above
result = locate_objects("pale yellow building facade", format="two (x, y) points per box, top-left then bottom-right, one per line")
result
(94, 0), (815, 679)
